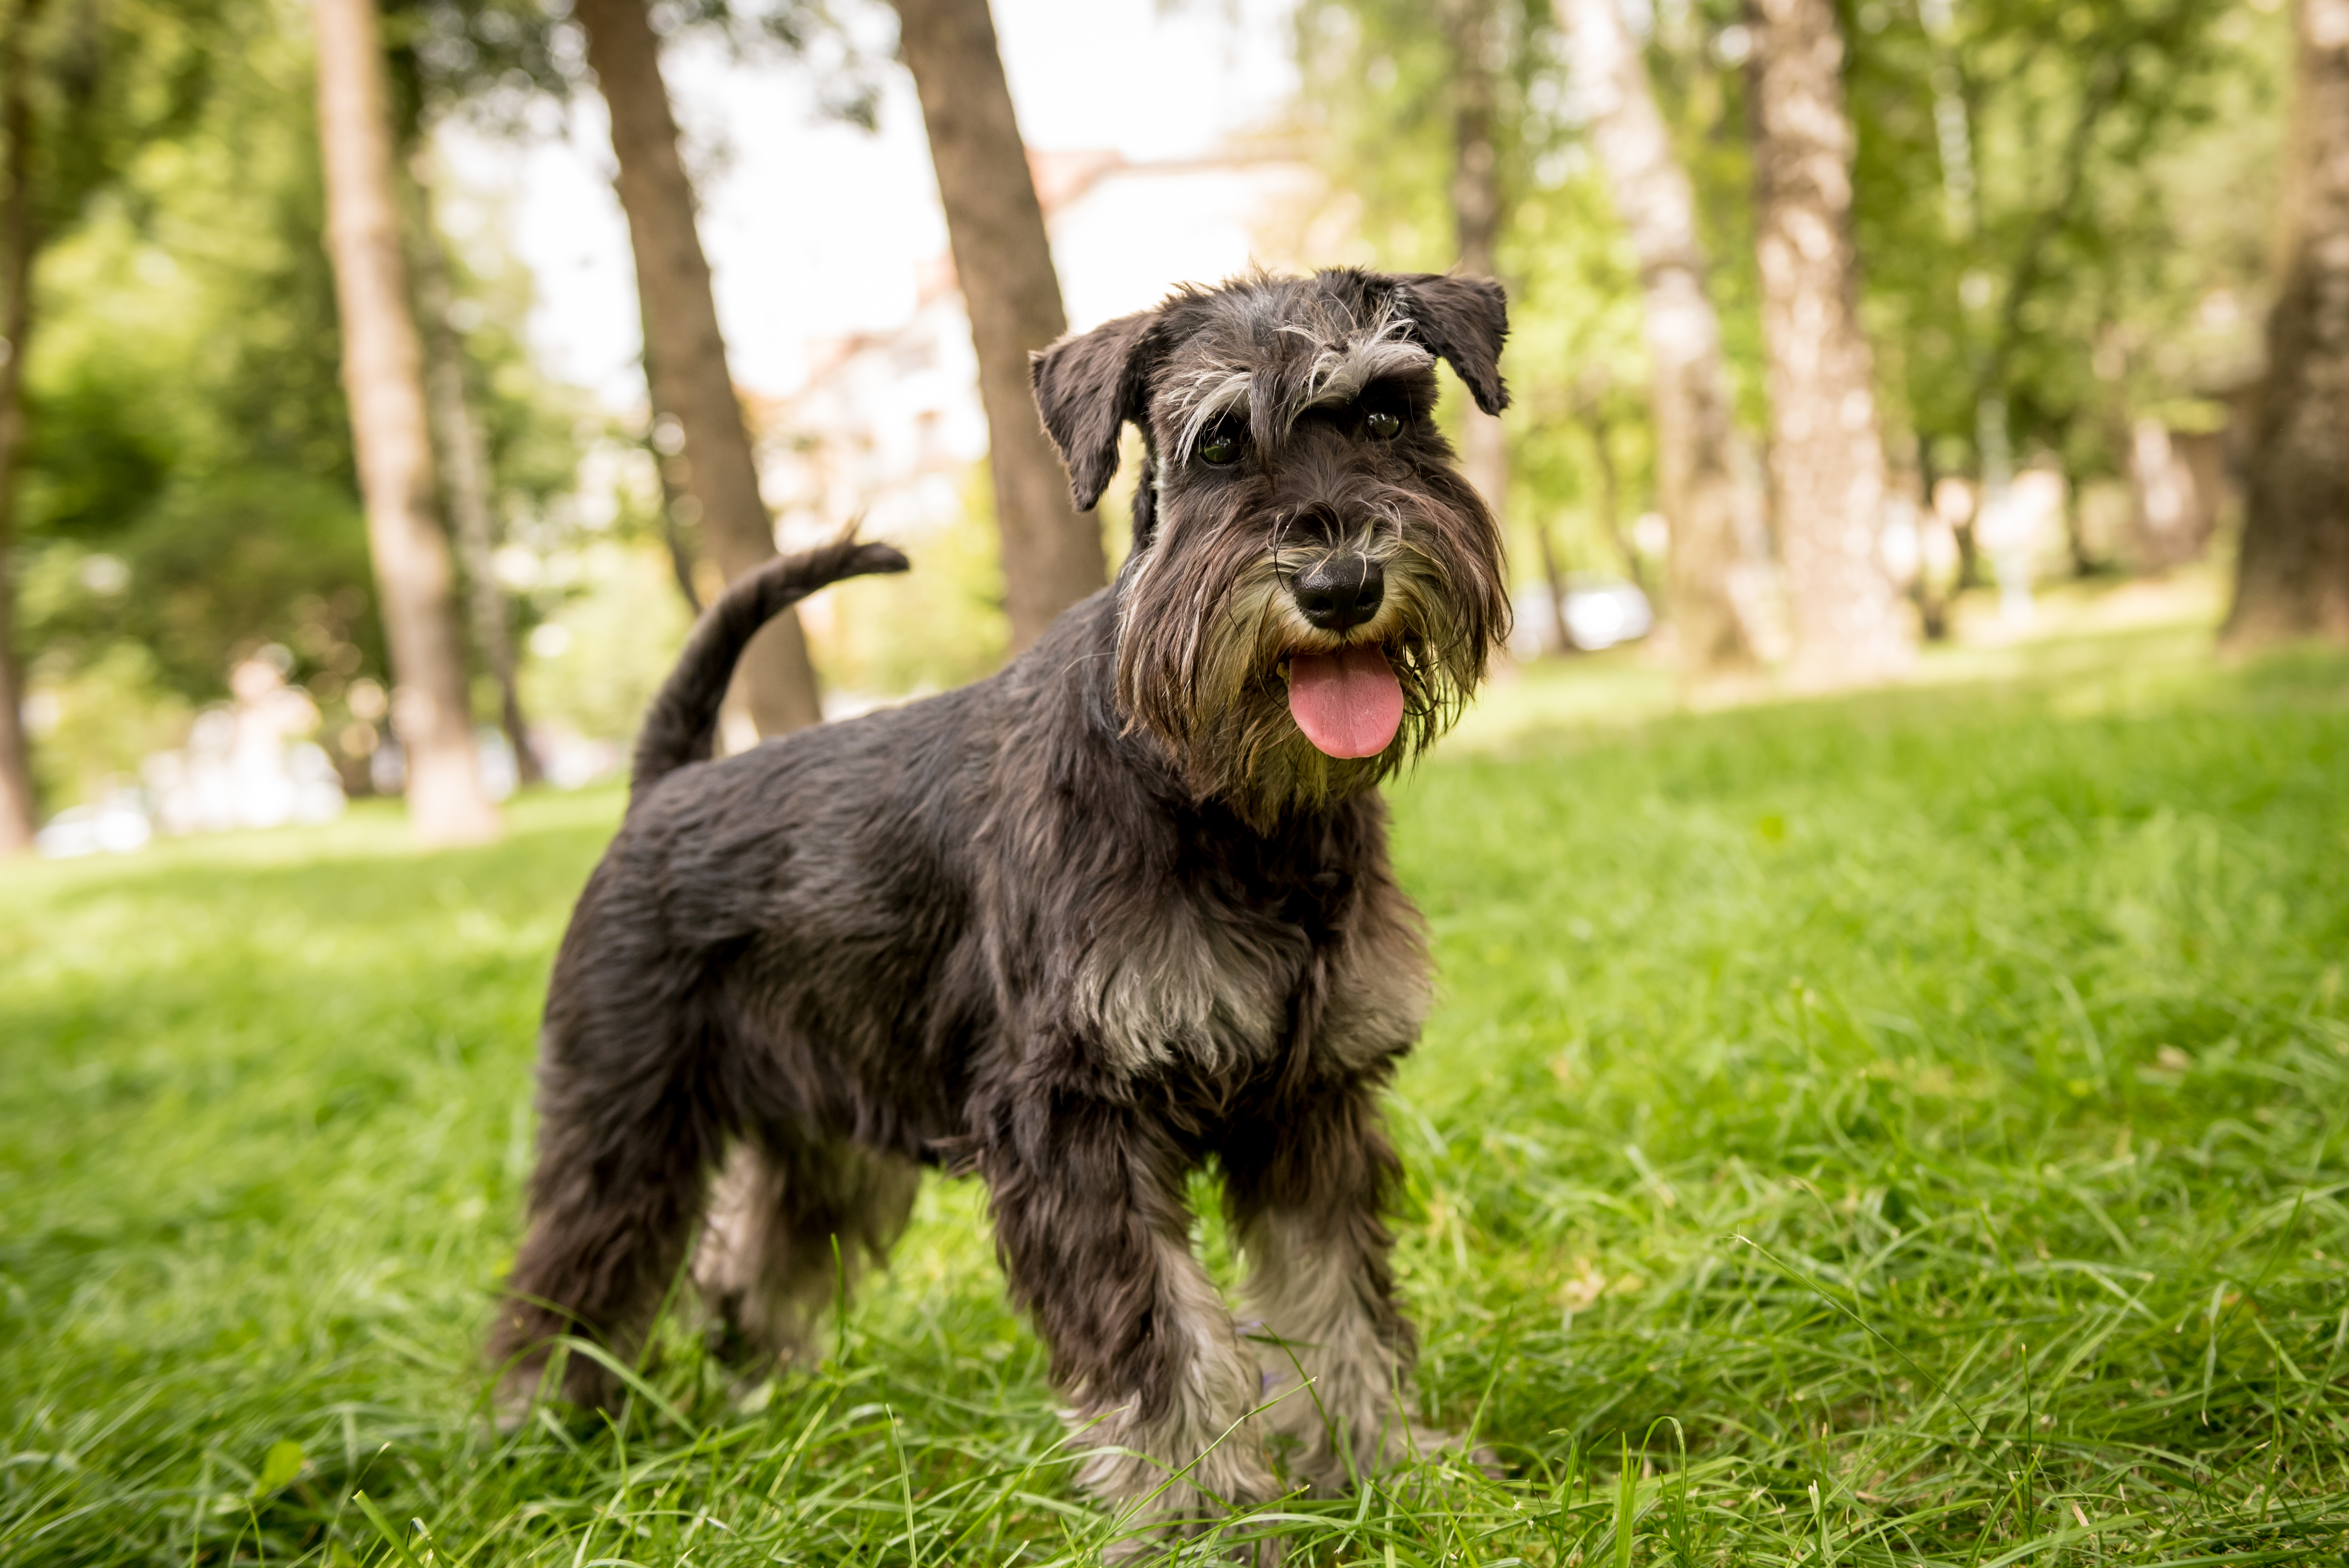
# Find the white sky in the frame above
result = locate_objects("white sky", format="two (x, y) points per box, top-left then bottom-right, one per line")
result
(439, 0), (1299, 409)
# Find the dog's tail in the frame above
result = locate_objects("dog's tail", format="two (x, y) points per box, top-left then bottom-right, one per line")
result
(631, 536), (910, 797)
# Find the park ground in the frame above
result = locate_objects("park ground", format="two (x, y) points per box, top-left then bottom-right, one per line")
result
(4, 571), (2349, 1565)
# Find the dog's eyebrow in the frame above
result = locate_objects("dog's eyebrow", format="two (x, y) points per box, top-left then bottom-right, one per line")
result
(1295, 315), (1433, 417)
(1173, 366), (1253, 461)
(1167, 306), (1435, 463)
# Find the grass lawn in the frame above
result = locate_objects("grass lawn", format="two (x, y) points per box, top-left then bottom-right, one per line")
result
(5, 608), (2349, 1565)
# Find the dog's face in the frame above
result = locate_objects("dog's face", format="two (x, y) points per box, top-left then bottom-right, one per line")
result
(1032, 269), (1513, 826)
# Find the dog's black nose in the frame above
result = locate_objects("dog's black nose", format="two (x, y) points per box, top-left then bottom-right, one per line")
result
(1291, 553), (1385, 632)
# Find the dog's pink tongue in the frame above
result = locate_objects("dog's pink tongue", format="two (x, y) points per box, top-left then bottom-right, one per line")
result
(1286, 646), (1404, 759)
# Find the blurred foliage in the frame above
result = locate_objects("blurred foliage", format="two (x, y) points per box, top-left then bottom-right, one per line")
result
(385, 0), (887, 133)
(0, 0), (2305, 815)
(1292, 0), (1659, 587)
(514, 540), (695, 743)
(6, 0), (895, 816)
(3, 0), (228, 241)
(15, 640), (193, 809)
(1844, 0), (2288, 480)
(1293, 0), (2289, 561)
(810, 462), (1015, 698)
(12, 0), (602, 811)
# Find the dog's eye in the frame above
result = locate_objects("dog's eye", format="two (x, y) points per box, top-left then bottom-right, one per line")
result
(1365, 409), (1402, 440)
(1198, 423), (1244, 467)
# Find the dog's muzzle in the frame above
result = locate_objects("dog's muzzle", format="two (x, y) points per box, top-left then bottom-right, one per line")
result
(1290, 552), (1385, 634)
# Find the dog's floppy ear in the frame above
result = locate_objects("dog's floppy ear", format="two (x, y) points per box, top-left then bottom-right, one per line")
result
(1030, 309), (1158, 512)
(1391, 273), (1510, 417)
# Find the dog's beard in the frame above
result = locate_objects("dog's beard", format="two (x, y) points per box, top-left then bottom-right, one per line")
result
(1115, 476), (1508, 829)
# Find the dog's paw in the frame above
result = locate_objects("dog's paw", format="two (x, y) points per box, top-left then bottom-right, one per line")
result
(1269, 1413), (1504, 1497)
(486, 1354), (557, 1436)
(1404, 1423), (1504, 1480)
(1091, 1445), (1291, 1567)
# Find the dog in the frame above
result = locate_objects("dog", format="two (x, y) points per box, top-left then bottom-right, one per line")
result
(488, 266), (1511, 1553)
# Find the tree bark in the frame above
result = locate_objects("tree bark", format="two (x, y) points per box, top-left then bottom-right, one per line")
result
(571, 0), (823, 732)
(637, 287), (708, 615)
(409, 166), (541, 785)
(648, 429), (706, 614)
(312, 0), (500, 846)
(1560, 0), (1755, 672)
(1531, 516), (1576, 654)
(0, 0), (44, 854)
(1443, 0), (1512, 538)
(892, 0), (1104, 651)
(2226, 0), (2349, 645)
(1746, 0), (1912, 684)
(1574, 391), (1649, 596)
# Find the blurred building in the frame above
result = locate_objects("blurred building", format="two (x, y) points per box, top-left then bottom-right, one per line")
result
(756, 147), (1335, 553)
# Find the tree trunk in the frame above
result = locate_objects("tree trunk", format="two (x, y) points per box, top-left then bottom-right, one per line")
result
(892, 0), (1104, 651)
(1588, 419), (1646, 602)
(572, 0), (823, 733)
(409, 164), (541, 785)
(0, 0), (43, 855)
(649, 429), (706, 614)
(1443, 0), (1511, 534)
(2225, 0), (2349, 645)
(637, 288), (708, 616)
(312, 0), (499, 846)
(1746, 0), (1912, 685)
(1532, 516), (1576, 654)
(1560, 0), (1755, 672)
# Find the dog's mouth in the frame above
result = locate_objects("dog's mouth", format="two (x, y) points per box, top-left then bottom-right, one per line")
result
(1281, 643), (1404, 759)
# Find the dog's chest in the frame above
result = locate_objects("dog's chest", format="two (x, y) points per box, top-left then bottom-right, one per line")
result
(1069, 887), (1427, 1078)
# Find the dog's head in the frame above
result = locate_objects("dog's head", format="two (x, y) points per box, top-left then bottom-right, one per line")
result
(1032, 268), (1512, 826)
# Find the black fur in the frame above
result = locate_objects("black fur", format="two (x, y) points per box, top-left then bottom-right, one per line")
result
(1031, 308), (1159, 512)
(491, 269), (1511, 1554)
(630, 537), (909, 794)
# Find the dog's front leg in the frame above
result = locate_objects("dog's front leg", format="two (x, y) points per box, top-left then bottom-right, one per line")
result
(1225, 1079), (1435, 1495)
(980, 1083), (1280, 1557)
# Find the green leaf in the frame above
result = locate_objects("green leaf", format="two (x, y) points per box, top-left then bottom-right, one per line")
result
(253, 1439), (302, 1496)
(1614, 1435), (1636, 1568)
(351, 1492), (427, 1568)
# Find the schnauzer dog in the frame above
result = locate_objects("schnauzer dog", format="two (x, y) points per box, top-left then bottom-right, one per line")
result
(489, 267), (1511, 1551)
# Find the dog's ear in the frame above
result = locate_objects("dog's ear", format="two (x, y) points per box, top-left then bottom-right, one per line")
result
(1391, 273), (1510, 417)
(1030, 310), (1158, 512)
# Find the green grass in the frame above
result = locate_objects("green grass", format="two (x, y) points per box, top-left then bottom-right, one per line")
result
(6, 617), (2349, 1565)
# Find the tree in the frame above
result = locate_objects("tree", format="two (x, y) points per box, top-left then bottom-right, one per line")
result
(410, 163), (540, 784)
(2226, 0), (2349, 645)
(1441, 0), (1513, 544)
(891, 0), (1104, 651)
(1559, 0), (1754, 672)
(0, 0), (237, 850)
(1746, 0), (1910, 683)
(1294, 0), (1654, 659)
(569, 0), (825, 734)
(313, 0), (500, 844)
(1843, 0), (2264, 516)
(0, 0), (47, 853)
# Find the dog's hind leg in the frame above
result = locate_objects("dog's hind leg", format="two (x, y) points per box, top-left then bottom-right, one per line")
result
(488, 1011), (725, 1416)
(694, 1132), (920, 1373)
(978, 1084), (1281, 1562)
(1224, 1079), (1442, 1495)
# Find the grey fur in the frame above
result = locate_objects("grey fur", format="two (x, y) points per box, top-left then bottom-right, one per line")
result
(488, 269), (1511, 1558)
